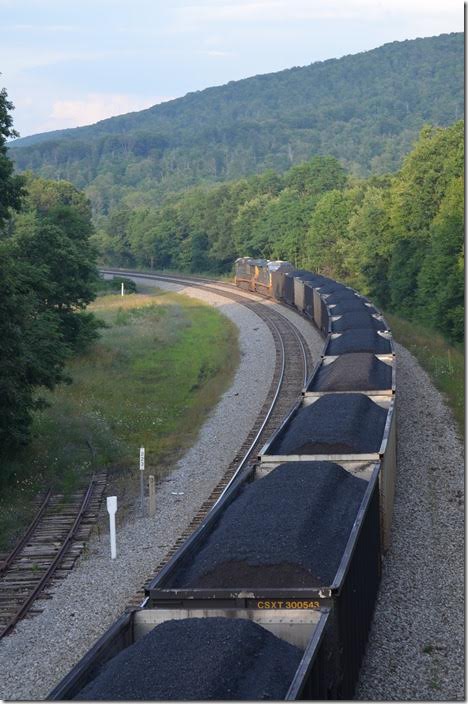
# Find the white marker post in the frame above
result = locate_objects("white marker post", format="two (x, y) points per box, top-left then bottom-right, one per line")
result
(139, 447), (145, 516)
(121, 282), (125, 296)
(106, 496), (117, 559)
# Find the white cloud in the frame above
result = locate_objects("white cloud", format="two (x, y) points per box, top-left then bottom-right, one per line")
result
(47, 93), (174, 129)
(177, 0), (463, 24)
(9, 23), (77, 31)
(0, 47), (119, 74)
(199, 49), (234, 57)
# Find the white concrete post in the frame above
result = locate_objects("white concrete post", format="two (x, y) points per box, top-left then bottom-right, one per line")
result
(107, 496), (117, 559)
(121, 282), (125, 296)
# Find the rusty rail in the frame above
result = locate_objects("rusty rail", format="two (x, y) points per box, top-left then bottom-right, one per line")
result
(0, 476), (105, 639)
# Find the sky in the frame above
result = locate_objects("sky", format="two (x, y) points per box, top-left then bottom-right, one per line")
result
(1, 0), (464, 138)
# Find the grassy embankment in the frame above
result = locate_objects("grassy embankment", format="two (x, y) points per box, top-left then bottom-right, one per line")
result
(0, 287), (239, 549)
(100, 269), (464, 435)
(385, 313), (464, 436)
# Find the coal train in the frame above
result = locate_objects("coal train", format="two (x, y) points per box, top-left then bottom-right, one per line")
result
(48, 260), (397, 701)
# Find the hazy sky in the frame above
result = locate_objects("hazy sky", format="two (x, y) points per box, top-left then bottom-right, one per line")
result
(1, 0), (464, 138)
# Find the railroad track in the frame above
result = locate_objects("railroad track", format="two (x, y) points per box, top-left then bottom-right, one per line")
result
(0, 473), (107, 639)
(100, 270), (313, 608)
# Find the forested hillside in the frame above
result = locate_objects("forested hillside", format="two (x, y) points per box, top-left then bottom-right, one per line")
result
(9, 32), (463, 215)
(95, 121), (464, 344)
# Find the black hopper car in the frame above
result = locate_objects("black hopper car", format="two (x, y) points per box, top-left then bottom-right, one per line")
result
(49, 260), (397, 701)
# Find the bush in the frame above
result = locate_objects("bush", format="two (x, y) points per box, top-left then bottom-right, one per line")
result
(97, 276), (137, 294)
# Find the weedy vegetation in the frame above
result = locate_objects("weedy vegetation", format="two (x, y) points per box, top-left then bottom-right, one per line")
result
(386, 313), (464, 437)
(0, 287), (239, 549)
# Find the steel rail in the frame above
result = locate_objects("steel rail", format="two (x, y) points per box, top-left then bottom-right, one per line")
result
(211, 312), (287, 507)
(101, 269), (310, 384)
(0, 489), (52, 578)
(101, 270), (310, 503)
(0, 478), (97, 639)
(283, 313), (309, 389)
(100, 268), (263, 298)
(101, 270), (312, 608)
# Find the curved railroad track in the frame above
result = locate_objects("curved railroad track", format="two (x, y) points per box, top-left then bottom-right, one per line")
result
(0, 474), (107, 639)
(100, 269), (313, 607)
(1, 270), (312, 629)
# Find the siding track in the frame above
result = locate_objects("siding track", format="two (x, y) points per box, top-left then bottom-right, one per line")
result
(0, 473), (107, 638)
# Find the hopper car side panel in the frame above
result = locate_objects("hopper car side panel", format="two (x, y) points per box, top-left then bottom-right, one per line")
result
(48, 608), (332, 701)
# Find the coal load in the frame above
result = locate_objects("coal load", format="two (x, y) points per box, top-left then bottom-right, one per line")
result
(324, 289), (360, 304)
(295, 271), (327, 285)
(169, 462), (367, 589)
(327, 329), (392, 354)
(271, 394), (387, 454)
(317, 282), (349, 295)
(74, 617), (303, 701)
(330, 299), (377, 315)
(309, 353), (392, 392)
(331, 311), (386, 333)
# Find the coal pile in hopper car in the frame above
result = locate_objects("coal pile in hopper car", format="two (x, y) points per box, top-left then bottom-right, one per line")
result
(331, 312), (386, 332)
(329, 299), (377, 315)
(168, 462), (367, 589)
(294, 272), (328, 290)
(323, 289), (360, 303)
(327, 329), (392, 354)
(272, 393), (387, 454)
(73, 617), (303, 701)
(293, 270), (328, 284)
(310, 353), (392, 392)
(316, 281), (349, 294)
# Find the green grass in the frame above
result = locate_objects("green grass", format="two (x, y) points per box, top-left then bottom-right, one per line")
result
(385, 312), (464, 436)
(0, 288), (239, 549)
(99, 264), (235, 283)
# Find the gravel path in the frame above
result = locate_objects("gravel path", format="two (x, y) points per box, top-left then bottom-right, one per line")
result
(356, 343), (464, 700)
(0, 279), (463, 701)
(0, 282), (284, 701)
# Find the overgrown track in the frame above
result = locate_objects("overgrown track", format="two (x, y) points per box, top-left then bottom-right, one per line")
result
(100, 269), (312, 608)
(0, 474), (107, 639)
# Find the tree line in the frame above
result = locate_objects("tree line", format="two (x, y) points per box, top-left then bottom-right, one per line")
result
(0, 89), (100, 462)
(95, 120), (463, 343)
(10, 33), (463, 215)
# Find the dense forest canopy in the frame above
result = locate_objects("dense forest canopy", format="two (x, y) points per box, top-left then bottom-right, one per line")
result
(9, 33), (463, 215)
(94, 121), (464, 344)
(0, 88), (100, 461)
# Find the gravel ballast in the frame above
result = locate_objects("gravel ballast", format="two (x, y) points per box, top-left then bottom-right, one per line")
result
(74, 617), (303, 701)
(327, 329), (392, 354)
(270, 393), (387, 454)
(168, 461), (368, 588)
(0, 280), (281, 701)
(309, 353), (393, 392)
(0, 278), (463, 701)
(355, 342), (464, 700)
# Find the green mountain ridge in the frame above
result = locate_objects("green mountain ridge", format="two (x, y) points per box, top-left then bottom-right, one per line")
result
(8, 32), (463, 214)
